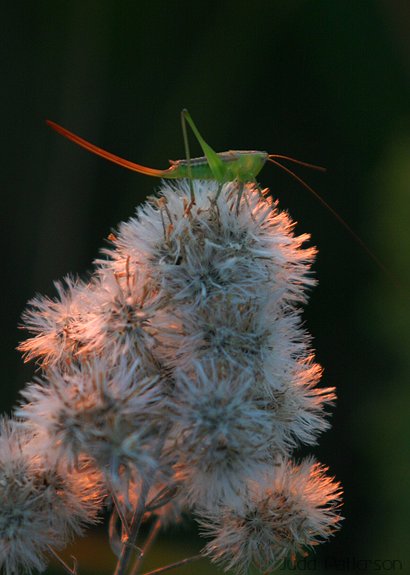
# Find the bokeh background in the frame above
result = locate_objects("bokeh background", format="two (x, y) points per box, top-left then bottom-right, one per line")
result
(2, 1), (410, 573)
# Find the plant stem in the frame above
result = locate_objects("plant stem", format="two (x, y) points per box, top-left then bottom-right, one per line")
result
(129, 517), (161, 575)
(142, 554), (203, 575)
(114, 477), (151, 575)
(109, 484), (131, 538)
(109, 507), (122, 558)
(145, 485), (178, 512)
(47, 545), (78, 575)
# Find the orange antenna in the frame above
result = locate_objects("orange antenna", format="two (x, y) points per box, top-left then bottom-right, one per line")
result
(46, 120), (170, 178)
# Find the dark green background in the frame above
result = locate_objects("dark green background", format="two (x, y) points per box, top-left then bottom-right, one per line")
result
(2, 1), (409, 573)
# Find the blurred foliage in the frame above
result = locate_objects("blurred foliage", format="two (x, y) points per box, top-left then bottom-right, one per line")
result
(2, 0), (410, 573)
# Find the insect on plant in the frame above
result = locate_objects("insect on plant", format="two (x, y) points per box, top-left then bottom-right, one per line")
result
(6, 110), (350, 575)
(47, 109), (393, 279)
(47, 110), (326, 207)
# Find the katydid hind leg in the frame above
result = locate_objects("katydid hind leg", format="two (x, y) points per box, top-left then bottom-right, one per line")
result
(180, 109), (195, 204)
(182, 109), (226, 181)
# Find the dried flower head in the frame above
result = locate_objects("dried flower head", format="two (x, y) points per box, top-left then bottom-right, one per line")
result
(18, 276), (94, 369)
(168, 361), (275, 508)
(0, 417), (104, 575)
(78, 267), (160, 371)
(15, 178), (342, 572)
(17, 358), (164, 484)
(199, 457), (342, 574)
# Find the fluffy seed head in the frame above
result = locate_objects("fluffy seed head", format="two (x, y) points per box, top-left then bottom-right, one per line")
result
(15, 178), (342, 566)
(0, 417), (104, 575)
(78, 267), (160, 372)
(17, 358), (164, 484)
(18, 277), (89, 369)
(168, 361), (276, 508)
(199, 457), (342, 574)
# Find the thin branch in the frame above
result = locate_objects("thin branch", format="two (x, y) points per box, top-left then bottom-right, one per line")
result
(114, 477), (151, 575)
(47, 545), (78, 575)
(142, 554), (203, 575)
(110, 487), (131, 538)
(109, 507), (122, 558)
(129, 517), (161, 575)
(145, 485), (178, 512)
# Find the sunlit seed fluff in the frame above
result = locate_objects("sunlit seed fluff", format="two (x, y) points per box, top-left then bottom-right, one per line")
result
(0, 417), (104, 575)
(154, 296), (272, 371)
(18, 276), (90, 369)
(78, 268), (160, 372)
(106, 181), (316, 305)
(262, 358), (335, 451)
(140, 182), (315, 372)
(17, 358), (164, 484)
(160, 313), (334, 455)
(198, 458), (342, 575)
(130, 186), (332, 453)
(13, 177), (342, 566)
(168, 362), (276, 509)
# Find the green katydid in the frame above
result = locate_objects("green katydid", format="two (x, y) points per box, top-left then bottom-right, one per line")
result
(45, 110), (395, 282)
(46, 110), (325, 202)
